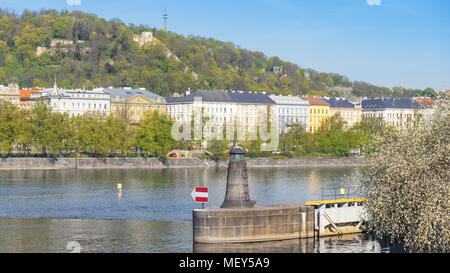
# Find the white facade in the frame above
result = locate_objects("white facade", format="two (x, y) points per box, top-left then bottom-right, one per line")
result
(362, 108), (416, 130)
(0, 83), (20, 105)
(167, 100), (272, 130)
(166, 90), (276, 142)
(167, 99), (237, 141)
(30, 83), (110, 117)
(232, 103), (272, 139)
(361, 98), (423, 131)
(269, 95), (309, 133)
(167, 101), (236, 126)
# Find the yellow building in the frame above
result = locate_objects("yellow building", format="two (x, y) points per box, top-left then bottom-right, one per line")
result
(301, 96), (330, 133)
(107, 87), (166, 123)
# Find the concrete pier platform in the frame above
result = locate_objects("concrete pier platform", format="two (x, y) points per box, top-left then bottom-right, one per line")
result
(193, 202), (314, 243)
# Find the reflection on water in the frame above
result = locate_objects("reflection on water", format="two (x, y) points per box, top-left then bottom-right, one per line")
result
(0, 218), (389, 253)
(195, 233), (387, 253)
(0, 218), (192, 253)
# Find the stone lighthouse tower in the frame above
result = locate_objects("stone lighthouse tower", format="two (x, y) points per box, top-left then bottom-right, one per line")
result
(220, 146), (255, 208)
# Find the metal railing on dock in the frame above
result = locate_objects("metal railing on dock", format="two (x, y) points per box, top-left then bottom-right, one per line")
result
(320, 186), (360, 201)
(305, 187), (367, 207)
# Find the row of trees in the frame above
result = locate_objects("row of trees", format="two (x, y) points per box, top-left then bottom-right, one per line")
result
(204, 114), (389, 160)
(283, 114), (390, 157)
(0, 100), (177, 158)
(0, 99), (391, 159)
(351, 81), (437, 99)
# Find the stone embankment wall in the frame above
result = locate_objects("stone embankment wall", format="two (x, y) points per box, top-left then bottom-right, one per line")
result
(245, 157), (367, 168)
(0, 157), (368, 170)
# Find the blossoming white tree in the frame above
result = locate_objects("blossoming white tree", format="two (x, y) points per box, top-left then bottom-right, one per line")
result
(362, 91), (449, 252)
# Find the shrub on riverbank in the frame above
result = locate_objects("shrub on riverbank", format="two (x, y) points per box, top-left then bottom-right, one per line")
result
(361, 91), (449, 253)
(280, 114), (389, 158)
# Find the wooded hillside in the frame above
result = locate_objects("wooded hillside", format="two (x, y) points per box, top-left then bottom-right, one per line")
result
(0, 9), (436, 98)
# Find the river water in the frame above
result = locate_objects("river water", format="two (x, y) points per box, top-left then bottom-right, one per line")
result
(0, 167), (390, 253)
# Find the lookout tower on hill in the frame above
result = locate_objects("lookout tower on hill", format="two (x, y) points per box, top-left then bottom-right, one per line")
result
(163, 7), (168, 31)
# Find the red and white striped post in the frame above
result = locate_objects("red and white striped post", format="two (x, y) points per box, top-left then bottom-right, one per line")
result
(191, 187), (208, 209)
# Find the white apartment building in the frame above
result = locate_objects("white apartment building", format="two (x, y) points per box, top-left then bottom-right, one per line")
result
(28, 81), (110, 117)
(0, 83), (20, 105)
(269, 94), (309, 133)
(361, 98), (422, 130)
(166, 90), (276, 141)
(226, 91), (276, 138)
(166, 90), (236, 126)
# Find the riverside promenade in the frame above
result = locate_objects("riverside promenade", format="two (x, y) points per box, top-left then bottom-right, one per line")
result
(0, 157), (368, 170)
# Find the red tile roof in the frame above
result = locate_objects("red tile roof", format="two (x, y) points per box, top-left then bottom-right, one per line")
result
(20, 89), (41, 99)
(300, 96), (329, 105)
(414, 98), (435, 108)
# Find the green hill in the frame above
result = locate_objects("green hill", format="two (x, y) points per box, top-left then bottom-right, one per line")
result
(0, 9), (435, 98)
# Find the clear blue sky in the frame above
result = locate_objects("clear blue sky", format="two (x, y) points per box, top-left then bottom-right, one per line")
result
(1, 0), (449, 91)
